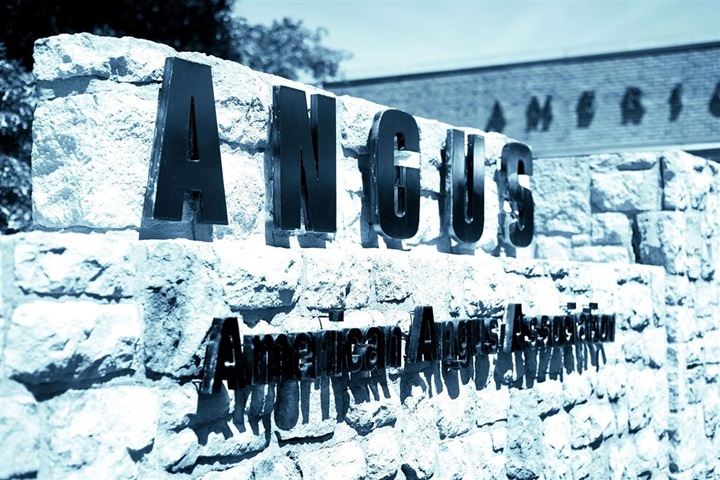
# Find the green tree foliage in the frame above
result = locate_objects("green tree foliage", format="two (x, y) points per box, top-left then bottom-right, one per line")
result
(1, 44), (36, 233)
(0, 1), (348, 233)
(2, 0), (348, 81)
(0, 45), (36, 161)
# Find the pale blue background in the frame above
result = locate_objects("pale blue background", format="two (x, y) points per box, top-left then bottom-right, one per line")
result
(236, 0), (720, 81)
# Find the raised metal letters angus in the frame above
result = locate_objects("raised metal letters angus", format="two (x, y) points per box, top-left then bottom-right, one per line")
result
(150, 57), (228, 224)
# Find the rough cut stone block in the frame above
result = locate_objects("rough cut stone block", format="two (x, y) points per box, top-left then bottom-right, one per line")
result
(505, 390), (543, 479)
(475, 387), (509, 427)
(572, 245), (631, 263)
(6, 301), (140, 385)
(301, 250), (374, 310)
(562, 371), (593, 409)
(140, 240), (225, 377)
(532, 157), (591, 235)
(297, 442), (367, 480)
(184, 420), (270, 472)
(34, 33), (174, 82)
(684, 212), (713, 281)
(0, 382), (41, 480)
(399, 398), (440, 479)
(626, 369), (660, 432)
(274, 378), (337, 441)
(634, 426), (668, 474)
(15, 232), (136, 298)
(666, 306), (698, 344)
(691, 280), (718, 323)
(591, 167), (661, 213)
(364, 427), (401, 479)
(688, 160), (719, 211)
(345, 385), (400, 435)
(534, 235), (572, 260)
(434, 381), (476, 439)
(662, 151), (694, 210)
(591, 212), (632, 246)
(463, 430), (506, 478)
(589, 152), (660, 173)
(668, 406), (710, 473)
(569, 402), (615, 448)
(635, 212), (687, 274)
(665, 275), (691, 308)
(542, 410), (571, 453)
(252, 456), (301, 480)
(535, 379), (563, 417)
(702, 389), (720, 439)
(641, 327), (667, 369)
(212, 149), (266, 242)
(435, 440), (468, 479)
(44, 387), (158, 479)
(32, 87), (158, 229)
(215, 242), (301, 310)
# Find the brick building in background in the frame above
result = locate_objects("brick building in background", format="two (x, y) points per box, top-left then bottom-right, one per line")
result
(326, 42), (720, 160)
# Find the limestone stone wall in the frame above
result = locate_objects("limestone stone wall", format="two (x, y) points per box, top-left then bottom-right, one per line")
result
(0, 34), (718, 479)
(533, 150), (720, 479)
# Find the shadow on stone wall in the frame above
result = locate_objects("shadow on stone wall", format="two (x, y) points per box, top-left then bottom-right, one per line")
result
(192, 339), (607, 452)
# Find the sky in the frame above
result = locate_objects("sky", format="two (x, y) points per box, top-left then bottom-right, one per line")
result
(235, 0), (720, 81)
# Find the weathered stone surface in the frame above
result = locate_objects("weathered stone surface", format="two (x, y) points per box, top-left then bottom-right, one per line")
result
(300, 250), (373, 310)
(434, 380), (475, 439)
(0, 381), (41, 480)
(297, 442), (367, 480)
(542, 411), (571, 475)
(345, 385), (400, 435)
(505, 390), (543, 480)
(200, 462), (256, 480)
(181, 421), (270, 473)
(591, 167), (661, 213)
(43, 387), (158, 479)
(535, 379), (563, 416)
(212, 149), (266, 242)
(635, 426), (668, 475)
(641, 327), (667, 368)
(572, 245), (630, 263)
(364, 427), (400, 479)
(532, 157), (591, 235)
(215, 242), (301, 310)
(15, 232), (136, 298)
(589, 152), (660, 173)
(463, 429), (506, 478)
(34, 33), (173, 82)
(684, 212), (713, 281)
(372, 250), (415, 304)
(435, 439), (467, 480)
(274, 379), (337, 441)
(635, 212), (687, 274)
(140, 240), (225, 377)
(533, 235), (571, 260)
(252, 456), (301, 480)
(476, 386), (509, 427)
(32, 86), (158, 229)
(626, 369), (663, 433)
(569, 402), (615, 448)
(562, 371), (593, 409)
(399, 387), (440, 479)
(591, 212), (632, 246)
(668, 405), (710, 473)
(6, 301), (140, 385)
(662, 151), (694, 210)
